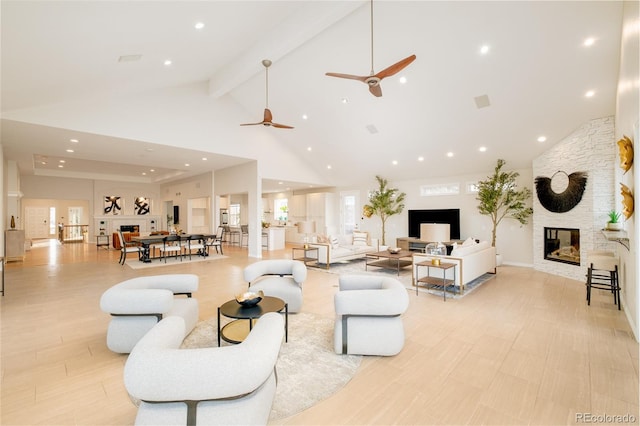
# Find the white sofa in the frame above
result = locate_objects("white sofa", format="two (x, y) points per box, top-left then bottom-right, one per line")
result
(100, 274), (199, 353)
(412, 240), (496, 294)
(309, 231), (379, 269)
(124, 313), (284, 426)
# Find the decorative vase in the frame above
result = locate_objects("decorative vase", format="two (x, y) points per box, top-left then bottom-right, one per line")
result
(10, 215), (15, 229)
(606, 222), (623, 231)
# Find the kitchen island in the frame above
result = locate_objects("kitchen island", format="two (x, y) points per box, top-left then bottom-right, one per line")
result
(263, 226), (286, 251)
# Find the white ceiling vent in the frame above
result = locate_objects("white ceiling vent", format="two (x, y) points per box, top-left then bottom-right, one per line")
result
(118, 54), (142, 63)
(474, 94), (491, 109)
(366, 124), (378, 134)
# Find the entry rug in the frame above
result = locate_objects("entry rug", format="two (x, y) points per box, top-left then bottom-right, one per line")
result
(181, 312), (361, 421)
(126, 254), (227, 269)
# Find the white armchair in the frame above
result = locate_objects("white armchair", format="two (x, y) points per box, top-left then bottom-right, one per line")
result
(100, 274), (199, 353)
(334, 274), (409, 356)
(244, 260), (307, 313)
(124, 313), (284, 426)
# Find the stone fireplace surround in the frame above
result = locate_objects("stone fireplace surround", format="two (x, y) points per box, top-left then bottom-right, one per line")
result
(533, 116), (618, 281)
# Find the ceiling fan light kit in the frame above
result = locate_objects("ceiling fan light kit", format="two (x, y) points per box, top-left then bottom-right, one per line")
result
(240, 59), (294, 129)
(325, 0), (416, 97)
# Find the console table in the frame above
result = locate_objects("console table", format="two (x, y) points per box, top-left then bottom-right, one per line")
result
(396, 237), (461, 254)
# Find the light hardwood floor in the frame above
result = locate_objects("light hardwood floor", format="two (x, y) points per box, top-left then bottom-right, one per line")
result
(1, 240), (638, 425)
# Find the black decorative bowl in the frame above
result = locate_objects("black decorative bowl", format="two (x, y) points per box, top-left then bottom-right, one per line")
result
(235, 290), (264, 307)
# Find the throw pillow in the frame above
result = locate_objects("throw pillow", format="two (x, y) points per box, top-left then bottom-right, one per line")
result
(330, 235), (340, 249)
(316, 234), (329, 243)
(462, 237), (476, 247)
(352, 231), (368, 246)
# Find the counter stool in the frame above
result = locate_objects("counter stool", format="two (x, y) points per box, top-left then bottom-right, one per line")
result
(585, 254), (620, 310)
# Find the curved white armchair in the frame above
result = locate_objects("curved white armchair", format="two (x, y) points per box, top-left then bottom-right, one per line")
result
(124, 313), (284, 426)
(334, 274), (409, 356)
(244, 260), (307, 313)
(100, 274), (199, 353)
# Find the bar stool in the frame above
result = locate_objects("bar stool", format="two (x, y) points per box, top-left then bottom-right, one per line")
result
(585, 254), (620, 310)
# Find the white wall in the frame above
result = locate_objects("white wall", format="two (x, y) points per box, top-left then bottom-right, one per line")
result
(614, 0), (639, 340)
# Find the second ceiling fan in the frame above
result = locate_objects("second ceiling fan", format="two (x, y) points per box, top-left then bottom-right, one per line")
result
(241, 59), (294, 129)
(326, 0), (416, 97)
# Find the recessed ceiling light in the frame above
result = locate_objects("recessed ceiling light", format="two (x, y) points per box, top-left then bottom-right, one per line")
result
(164, 59), (172, 66)
(418, 156), (424, 162)
(69, 138), (79, 143)
(150, 169), (155, 172)
(399, 76), (407, 84)
(278, 181), (283, 185)
(58, 164), (64, 168)
(184, 163), (190, 167)
(392, 160), (398, 165)
(202, 157), (208, 161)
(537, 136), (547, 142)
(66, 149), (74, 153)
(480, 44), (490, 55)
(59, 160), (65, 163)
(142, 172), (147, 176)
(40, 161), (47, 165)
(479, 146), (487, 152)
(327, 165), (332, 169)
(585, 90), (595, 97)
(583, 37), (595, 47)
(341, 98), (348, 104)
(307, 147), (312, 151)
(302, 114), (308, 120)
(145, 148), (154, 152)
(194, 22), (205, 30)
(446, 152), (454, 158)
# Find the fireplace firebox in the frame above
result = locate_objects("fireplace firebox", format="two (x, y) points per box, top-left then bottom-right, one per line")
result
(120, 225), (139, 233)
(544, 227), (580, 265)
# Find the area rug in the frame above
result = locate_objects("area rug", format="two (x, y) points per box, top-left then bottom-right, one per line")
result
(125, 254), (227, 270)
(181, 312), (361, 421)
(317, 258), (495, 299)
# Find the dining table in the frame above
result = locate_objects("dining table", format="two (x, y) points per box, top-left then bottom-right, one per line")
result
(131, 233), (215, 263)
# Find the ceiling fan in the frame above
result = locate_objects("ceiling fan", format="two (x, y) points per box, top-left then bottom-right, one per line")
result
(325, 0), (416, 97)
(240, 59), (294, 129)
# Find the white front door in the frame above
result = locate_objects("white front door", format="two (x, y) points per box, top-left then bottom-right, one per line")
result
(25, 207), (49, 239)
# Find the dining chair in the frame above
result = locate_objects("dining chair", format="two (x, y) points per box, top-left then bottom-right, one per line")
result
(116, 230), (142, 265)
(159, 235), (183, 263)
(240, 225), (249, 247)
(185, 234), (206, 260)
(205, 227), (224, 255)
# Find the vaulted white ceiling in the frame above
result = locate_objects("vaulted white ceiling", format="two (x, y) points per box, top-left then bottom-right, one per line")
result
(1, 1), (624, 191)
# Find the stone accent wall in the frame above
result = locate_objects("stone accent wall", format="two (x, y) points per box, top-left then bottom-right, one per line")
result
(533, 116), (617, 281)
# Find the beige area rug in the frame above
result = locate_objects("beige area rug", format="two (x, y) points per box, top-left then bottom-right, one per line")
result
(181, 312), (362, 421)
(125, 253), (227, 270)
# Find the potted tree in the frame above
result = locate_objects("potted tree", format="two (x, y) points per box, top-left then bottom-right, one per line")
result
(476, 159), (533, 264)
(362, 175), (406, 247)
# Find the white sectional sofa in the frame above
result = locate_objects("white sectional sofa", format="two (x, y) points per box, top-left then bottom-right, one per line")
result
(412, 239), (496, 294)
(309, 231), (378, 269)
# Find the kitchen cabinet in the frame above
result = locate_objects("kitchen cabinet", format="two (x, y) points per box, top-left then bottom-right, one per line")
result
(289, 195), (306, 217)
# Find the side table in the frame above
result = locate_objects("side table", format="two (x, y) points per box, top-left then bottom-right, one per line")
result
(415, 260), (457, 301)
(217, 296), (288, 346)
(292, 245), (319, 267)
(96, 234), (110, 249)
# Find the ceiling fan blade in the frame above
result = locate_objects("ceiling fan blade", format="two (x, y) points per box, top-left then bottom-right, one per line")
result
(369, 84), (382, 97)
(271, 122), (295, 129)
(375, 54), (416, 80)
(325, 72), (369, 82)
(240, 121), (265, 126)
(263, 108), (273, 122)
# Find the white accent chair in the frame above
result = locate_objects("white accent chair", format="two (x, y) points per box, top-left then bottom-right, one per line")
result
(124, 313), (284, 426)
(334, 274), (409, 356)
(243, 260), (307, 313)
(100, 274), (199, 353)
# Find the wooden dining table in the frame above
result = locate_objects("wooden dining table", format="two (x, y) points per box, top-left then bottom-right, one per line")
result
(131, 234), (215, 263)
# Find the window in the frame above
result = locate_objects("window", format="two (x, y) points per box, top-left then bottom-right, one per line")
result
(340, 191), (359, 235)
(229, 204), (240, 226)
(420, 183), (460, 196)
(274, 199), (288, 222)
(49, 207), (56, 235)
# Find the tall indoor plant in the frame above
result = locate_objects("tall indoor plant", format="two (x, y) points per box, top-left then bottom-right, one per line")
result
(362, 175), (406, 246)
(476, 159), (533, 248)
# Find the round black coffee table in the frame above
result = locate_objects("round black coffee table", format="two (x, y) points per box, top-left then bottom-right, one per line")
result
(217, 296), (288, 345)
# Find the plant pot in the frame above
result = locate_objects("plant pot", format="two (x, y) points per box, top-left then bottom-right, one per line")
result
(606, 222), (623, 231)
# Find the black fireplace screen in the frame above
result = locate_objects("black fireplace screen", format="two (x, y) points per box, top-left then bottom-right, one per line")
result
(544, 227), (580, 265)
